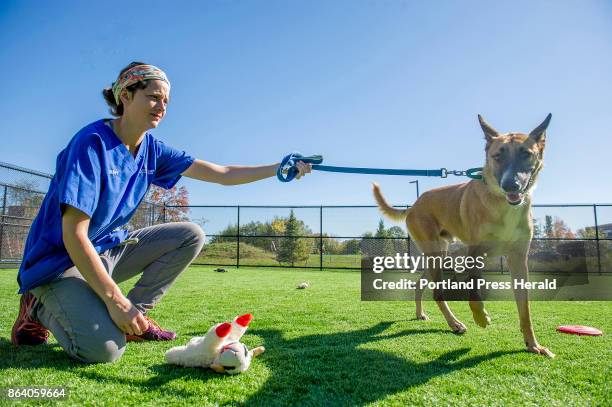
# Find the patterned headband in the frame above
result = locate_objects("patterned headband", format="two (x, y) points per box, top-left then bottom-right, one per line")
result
(112, 64), (171, 105)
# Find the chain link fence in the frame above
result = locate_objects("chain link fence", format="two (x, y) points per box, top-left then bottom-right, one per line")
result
(177, 205), (611, 273)
(1, 161), (611, 273)
(0, 161), (163, 265)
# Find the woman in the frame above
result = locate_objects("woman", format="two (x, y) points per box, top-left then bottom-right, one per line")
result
(11, 62), (311, 363)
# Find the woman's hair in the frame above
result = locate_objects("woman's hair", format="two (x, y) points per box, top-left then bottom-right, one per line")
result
(102, 61), (151, 116)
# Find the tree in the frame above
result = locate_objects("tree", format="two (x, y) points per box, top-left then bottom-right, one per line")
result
(129, 185), (190, 230)
(211, 224), (238, 244)
(342, 239), (361, 255)
(360, 232), (372, 256)
(532, 219), (543, 238)
(9, 180), (45, 219)
(539, 215), (575, 257)
(387, 225), (409, 253)
(375, 219), (388, 238)
(321, 234), (343, 255)
(387, 226), (406, 238)
(3, 180), (46, 259)
(276, 210), (311, 266)
(148, 185), (190, 222)
(552, 217), (575, 239)
(270, 218), (286, 235)
(576, 227), (605, 239)
(374, 219), (395, 256)
(541, 216), (575, 239)
(544, 215), (554, 238)
(211, 216), (313, 253)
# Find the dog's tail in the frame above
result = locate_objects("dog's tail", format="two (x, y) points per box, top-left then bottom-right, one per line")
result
(372, 183), (408, 222)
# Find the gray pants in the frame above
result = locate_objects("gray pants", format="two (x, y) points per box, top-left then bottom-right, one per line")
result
(31, 222), (205, 364)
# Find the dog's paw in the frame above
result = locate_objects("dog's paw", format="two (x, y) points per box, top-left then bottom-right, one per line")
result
(469, 301), (491, 328)
(415, 312), (429, 321)
(526, 344), (555, 358)
(448, 319), (467, 334)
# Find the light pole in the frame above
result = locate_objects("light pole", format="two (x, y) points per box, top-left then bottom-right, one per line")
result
(409, 180), (420, 199)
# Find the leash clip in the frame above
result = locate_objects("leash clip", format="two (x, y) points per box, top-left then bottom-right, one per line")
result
(441, 168), (471, 178)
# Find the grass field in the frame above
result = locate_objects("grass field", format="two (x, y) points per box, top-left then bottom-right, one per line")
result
(193, 241), (612, 271)
(194, 241), (362, 268)
(1, 266), (610, 406)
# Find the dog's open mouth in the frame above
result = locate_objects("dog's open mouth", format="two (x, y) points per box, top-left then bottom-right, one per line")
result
(505, 192), (524, 205)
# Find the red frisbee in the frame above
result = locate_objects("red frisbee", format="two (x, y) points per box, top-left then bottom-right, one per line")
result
(557, 325), (603, 336)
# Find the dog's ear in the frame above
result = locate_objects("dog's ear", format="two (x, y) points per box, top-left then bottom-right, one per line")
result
(478, 114), (499, 142)
(529, 113), (551, 149)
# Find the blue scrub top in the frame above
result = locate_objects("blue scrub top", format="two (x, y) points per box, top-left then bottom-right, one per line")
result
(17, 119), (195, 293)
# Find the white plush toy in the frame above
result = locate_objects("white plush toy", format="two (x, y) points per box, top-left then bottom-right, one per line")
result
(165, 314), (265, 374)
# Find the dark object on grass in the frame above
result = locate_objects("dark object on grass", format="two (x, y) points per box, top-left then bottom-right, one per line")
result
(214, 268), (228, 273)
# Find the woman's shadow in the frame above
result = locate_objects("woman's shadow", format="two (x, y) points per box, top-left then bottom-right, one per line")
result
(241, 322), (519, 406)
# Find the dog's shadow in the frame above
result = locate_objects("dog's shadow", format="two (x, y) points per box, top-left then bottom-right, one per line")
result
(239, 321), (520, 406)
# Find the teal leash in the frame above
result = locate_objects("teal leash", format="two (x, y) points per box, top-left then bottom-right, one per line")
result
(277, 153), (483, 182)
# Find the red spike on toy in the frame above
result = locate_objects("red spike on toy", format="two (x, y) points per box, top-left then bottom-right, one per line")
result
(215, 322), (232, 338)
(236, 314), (253, 327)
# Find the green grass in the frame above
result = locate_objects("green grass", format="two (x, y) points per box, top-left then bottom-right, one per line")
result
(1, 267), (610, 406)
(195, 242), (363, 268)
(196, 242), (276, 265)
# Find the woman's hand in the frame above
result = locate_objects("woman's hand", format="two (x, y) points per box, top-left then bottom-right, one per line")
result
(106, 294), (149, 336)
(294, 160), (312, 180)
(62, 206), (149, 336)
(183, 159), (313, 185)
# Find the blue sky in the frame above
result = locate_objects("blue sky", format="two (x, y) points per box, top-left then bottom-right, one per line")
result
(1, 1), (611, 233)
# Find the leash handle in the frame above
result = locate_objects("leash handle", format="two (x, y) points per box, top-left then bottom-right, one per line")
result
(277, 153), (324, 182)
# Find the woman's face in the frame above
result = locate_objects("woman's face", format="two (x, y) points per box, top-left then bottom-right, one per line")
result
(121, 79), (170, 130)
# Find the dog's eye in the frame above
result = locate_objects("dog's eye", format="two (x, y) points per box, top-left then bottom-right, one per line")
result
(520, 150), (532, 159)
(491, 154), (501, 162)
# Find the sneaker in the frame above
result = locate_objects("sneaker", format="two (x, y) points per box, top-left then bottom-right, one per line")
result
(126, 316), (177, 342)
(11, 292), (49, 346)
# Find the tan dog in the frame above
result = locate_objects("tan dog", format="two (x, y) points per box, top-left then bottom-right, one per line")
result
(372, 114), (554, 357)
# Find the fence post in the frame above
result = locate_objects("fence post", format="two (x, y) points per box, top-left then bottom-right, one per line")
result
(162, 204), (167, 223)
(0, 185), (6, 262)
(319, 206), (323, 271)
(593, 204), (601, 275)
(407, 236), (411, 259)
(237, 206), (240, 269)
